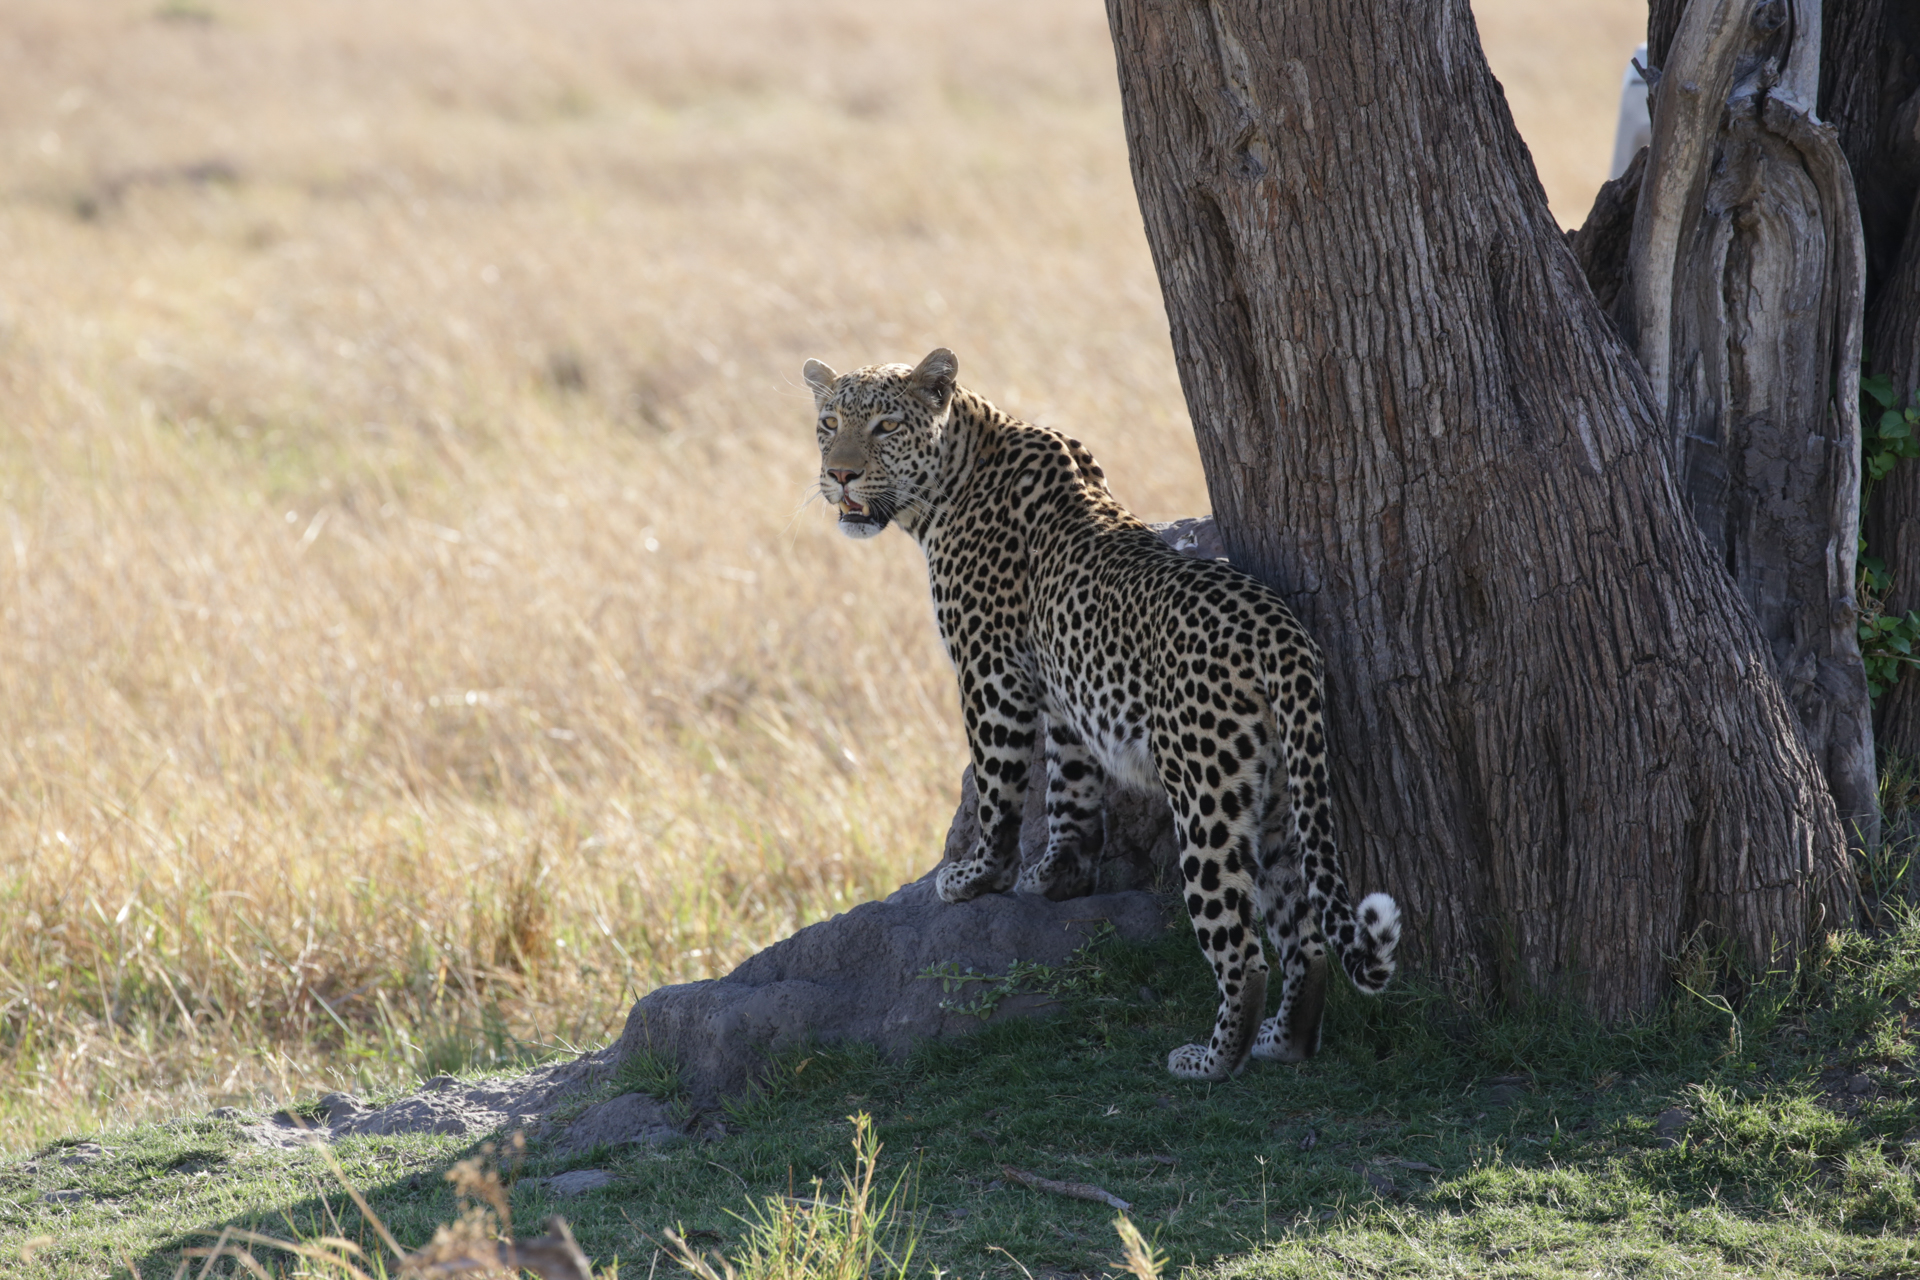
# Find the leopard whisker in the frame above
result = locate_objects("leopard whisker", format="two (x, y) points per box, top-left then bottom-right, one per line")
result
(782, 488), (833, 539)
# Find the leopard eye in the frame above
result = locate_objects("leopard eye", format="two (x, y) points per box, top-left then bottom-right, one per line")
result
(872, 417), (902, 435)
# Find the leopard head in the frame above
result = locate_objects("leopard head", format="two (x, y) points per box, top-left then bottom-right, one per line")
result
(803, 347), (957, 540)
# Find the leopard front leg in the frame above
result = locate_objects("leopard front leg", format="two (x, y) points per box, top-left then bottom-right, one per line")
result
(1164, 807), (1269, 1081)
(1014, 719), (1105, 900)
(935, 667), (1042, 905)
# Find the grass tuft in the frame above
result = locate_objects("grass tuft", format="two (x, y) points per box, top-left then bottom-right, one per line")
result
(664, 1113), (918, 1280)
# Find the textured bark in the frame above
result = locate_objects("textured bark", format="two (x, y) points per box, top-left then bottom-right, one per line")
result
(1568, 149), (1646, 328)
(1622, 0), (1875, 840)
(1106, 0), (1850, 1016)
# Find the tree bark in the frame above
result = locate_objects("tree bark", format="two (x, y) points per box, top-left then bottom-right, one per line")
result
(1105, 0), (1850, 1016)
(1611, 0), (1877, 842)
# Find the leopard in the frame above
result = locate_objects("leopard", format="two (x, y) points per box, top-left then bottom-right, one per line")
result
(804, 347), (1401, 1080)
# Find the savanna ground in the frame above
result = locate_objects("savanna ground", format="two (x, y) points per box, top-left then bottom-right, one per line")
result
(6, 909), (1918, 1277)
(5, 1), (1912, 1277)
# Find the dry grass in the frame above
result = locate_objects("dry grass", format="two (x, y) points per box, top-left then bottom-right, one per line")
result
(0, 0), (1640, 1151)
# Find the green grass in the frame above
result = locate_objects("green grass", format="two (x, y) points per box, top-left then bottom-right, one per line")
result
(3, 904), (1915, 1278)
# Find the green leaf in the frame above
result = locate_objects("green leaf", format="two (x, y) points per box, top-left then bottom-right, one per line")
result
(1881, 412), (1911, 439)
(1864, 372), (1899, 408)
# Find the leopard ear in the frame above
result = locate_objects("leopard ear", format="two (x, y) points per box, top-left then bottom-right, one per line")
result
(909, 347), (957, 409)
(802, 358), (839, 402)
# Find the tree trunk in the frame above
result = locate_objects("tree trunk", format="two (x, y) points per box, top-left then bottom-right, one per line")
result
(1562, 0), (1881, 846)
(1105, 0), (1851, 1016)
(1640, 0), (1920, 771)
(1620, 0), (1875, 844)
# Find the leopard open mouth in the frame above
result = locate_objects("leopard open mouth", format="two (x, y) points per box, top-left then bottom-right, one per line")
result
(837, 496), (887, 538)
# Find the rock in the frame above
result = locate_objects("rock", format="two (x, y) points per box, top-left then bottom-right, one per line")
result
(240, 1055), (613, 1149)
(613, 874), (1172, 1106)
(319, 1093), (369, 1125)
(544, 1169), (615, 1196)
(41, 1189), (88, 1204)
(342, 1096), (487, 1137)
(1847, 1073), (1874, 1095)
(1654, 1106), (1692, 1147)
(547, 1093), (679, 1159)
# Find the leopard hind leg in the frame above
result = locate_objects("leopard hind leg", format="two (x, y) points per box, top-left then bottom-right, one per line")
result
(1250, 789), (1328, 1062)
(1163, 780), (1269, 1081)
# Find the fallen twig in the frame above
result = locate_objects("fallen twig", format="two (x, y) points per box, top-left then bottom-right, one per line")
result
(1001, 1165), (1131, 1211)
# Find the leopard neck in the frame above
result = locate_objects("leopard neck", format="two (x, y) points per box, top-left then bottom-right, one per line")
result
(899, 386), (1001, 546)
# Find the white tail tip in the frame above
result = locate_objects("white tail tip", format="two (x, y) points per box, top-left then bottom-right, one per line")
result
(1357, 892), (1401, 954)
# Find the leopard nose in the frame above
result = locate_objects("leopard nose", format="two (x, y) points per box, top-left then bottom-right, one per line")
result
(827, 468), (860, 486)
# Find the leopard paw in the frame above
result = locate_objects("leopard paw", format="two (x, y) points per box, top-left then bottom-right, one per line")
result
(1249, 1017), (1314, 1063)
(1166, 1043), (1228, 1081)
(1015, 853), (1092, 901)
(936, 857), (1015, 904)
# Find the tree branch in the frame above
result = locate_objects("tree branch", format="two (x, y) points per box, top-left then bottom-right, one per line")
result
(1629, 0), (1757, 419)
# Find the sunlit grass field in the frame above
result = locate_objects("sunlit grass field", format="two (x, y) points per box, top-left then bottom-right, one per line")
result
(0, 0), (1643, 1150)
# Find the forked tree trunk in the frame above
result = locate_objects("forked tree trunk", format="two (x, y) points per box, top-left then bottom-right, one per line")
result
(1632, 0), (1920, 771)
(1105, 0), (1851, 1015)
(1620, 0), (1875, 843)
